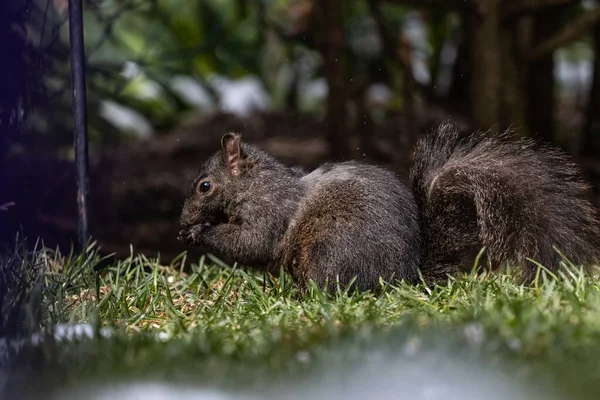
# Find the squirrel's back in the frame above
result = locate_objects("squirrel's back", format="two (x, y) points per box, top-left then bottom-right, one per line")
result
(411, 122), (600, 281)
(276, 161), (421, 291)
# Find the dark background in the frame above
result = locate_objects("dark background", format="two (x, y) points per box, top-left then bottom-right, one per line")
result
(2, 0), (600, 261)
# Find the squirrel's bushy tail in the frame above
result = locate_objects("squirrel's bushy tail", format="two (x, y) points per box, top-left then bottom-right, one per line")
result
(410, 121), (600, 282)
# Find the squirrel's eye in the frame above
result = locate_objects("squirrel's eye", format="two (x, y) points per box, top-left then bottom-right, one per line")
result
(199, 181), (212, 193)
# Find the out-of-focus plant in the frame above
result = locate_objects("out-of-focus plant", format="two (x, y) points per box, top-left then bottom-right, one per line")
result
(17, 0), (462, 155)
(20, 0), (274, 154)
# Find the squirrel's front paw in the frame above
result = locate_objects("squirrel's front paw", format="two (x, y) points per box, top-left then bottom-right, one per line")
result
(177, 224), (207, 246)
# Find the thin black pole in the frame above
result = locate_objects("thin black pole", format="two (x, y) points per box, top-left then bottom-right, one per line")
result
(68, 0), (90, 249)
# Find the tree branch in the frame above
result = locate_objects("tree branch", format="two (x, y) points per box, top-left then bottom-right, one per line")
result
(367, 0), (421, 168)
(503, 0), (576, 17)
(366, 0), (427, 92)
(367, 0), (399, 61)
(528, 7), (600, 60)
(321, 0), (348, 160)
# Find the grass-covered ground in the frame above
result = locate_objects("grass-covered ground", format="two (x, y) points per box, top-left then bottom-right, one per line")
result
(3, 242), (600, 399)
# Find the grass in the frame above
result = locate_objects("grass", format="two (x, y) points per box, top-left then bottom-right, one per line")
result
(3, 241), (600, 399)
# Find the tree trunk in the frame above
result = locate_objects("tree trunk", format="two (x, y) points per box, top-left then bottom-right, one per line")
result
(447, 9), (472, 117)
(499, 16), (529, 137)
(583, 22), (600, 159)
(320, 0), (348, 160)
(355, 85), (376, 160)
(526, 7), (560, 143)
(285, 53), (299, 111)
(469, 0), (502, 133)
(395, 28), (419, 172)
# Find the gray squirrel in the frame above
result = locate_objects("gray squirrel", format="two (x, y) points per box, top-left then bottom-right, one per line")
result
(178, 121), (600, 290)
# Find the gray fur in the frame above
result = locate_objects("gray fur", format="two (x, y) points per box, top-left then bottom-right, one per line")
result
(179, 134), (421, 291)
(410, 121), (600, 282)
(276, 161), (421, 290)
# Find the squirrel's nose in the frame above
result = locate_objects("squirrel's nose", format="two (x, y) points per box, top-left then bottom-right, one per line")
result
(180, 208), (201, 228)
(180, 210), (191, 227)
(180, 202), (193, 225)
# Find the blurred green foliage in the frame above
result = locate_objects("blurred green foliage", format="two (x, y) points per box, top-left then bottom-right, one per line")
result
(22, 0), (424, 153)
(19, 0), (595, 155)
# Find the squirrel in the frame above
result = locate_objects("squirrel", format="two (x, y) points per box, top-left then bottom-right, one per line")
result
(178, 121), (600, 290)
(178, 132), (421, 291)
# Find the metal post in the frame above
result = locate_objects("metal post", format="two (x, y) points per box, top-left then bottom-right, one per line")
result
(68, 0), (90, 249)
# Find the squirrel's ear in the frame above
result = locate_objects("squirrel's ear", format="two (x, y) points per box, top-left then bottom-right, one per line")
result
(221, 132), (244, 176)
